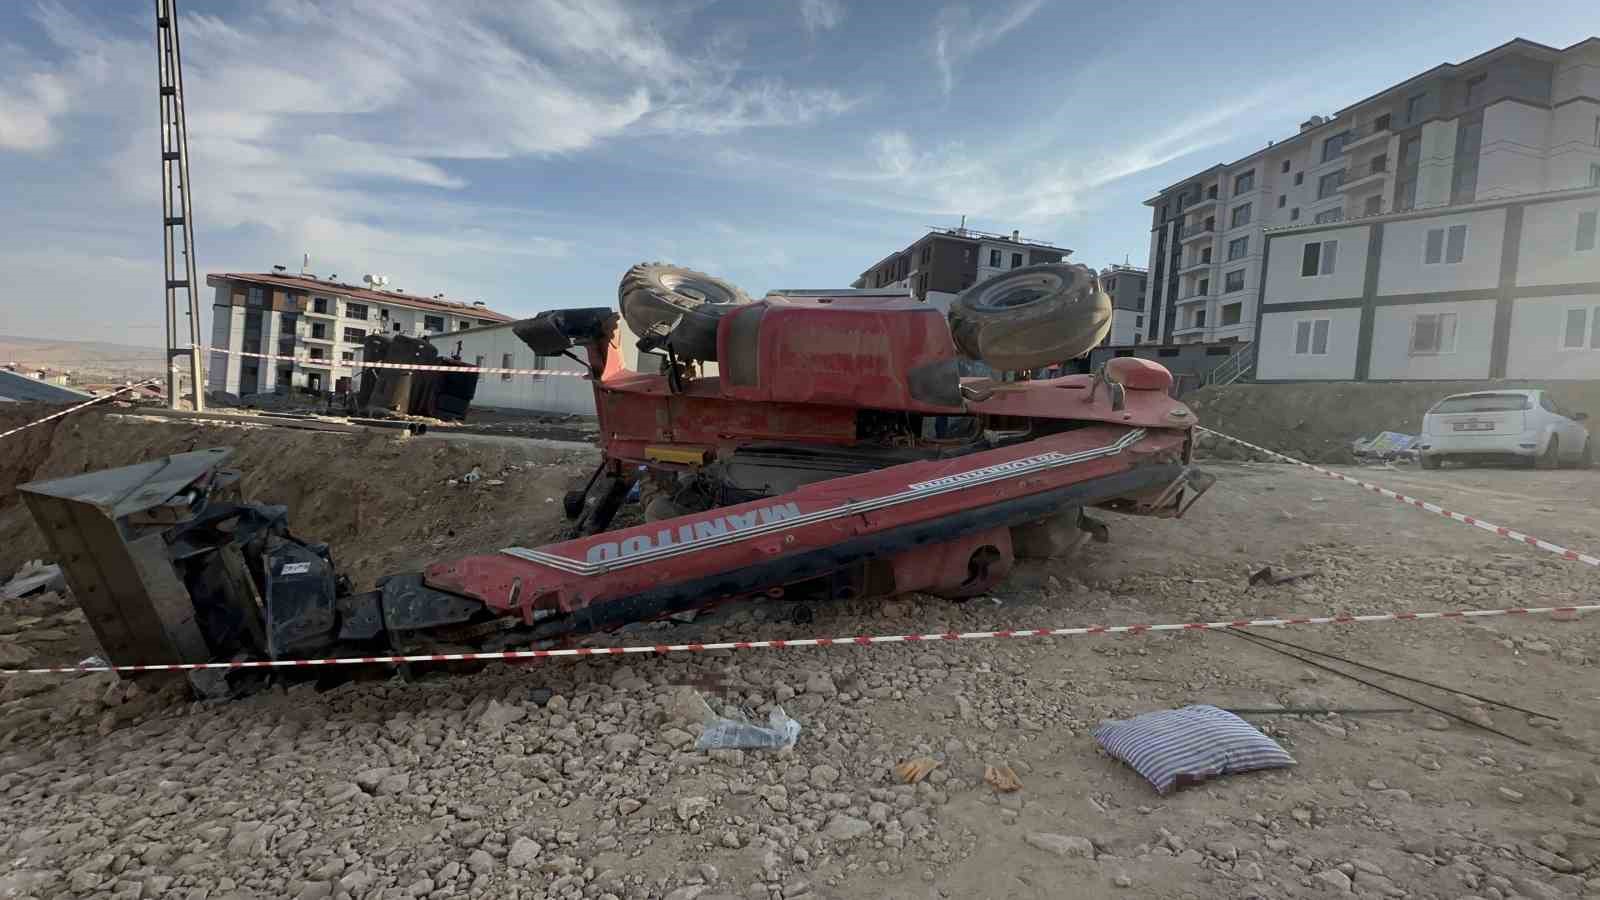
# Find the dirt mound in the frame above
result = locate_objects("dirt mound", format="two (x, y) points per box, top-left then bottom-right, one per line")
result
(0, 407), (596, 591)
(1187, 380), (1600, 463)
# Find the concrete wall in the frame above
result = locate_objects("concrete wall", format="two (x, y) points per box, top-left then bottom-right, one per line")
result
(1263, 223), (1369, 304)
(1255, 308), (1362, 380)
(1517, 195), (1600, 286)
(1478, 100), (1551, 200)
(1367, 298), (1496, 380)
(1376, 207), (1504, 295)
(450, 325), (596, 415)
(1506, 294), (1600, 379)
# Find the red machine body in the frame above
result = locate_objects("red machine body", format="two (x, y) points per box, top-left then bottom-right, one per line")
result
(407, 297), (1208, 645)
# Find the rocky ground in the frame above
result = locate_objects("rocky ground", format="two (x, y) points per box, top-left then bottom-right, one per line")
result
(2, 420), (1600, 899)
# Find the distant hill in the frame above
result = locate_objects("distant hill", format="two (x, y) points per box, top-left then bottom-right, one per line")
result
(0, 334), (166, 380)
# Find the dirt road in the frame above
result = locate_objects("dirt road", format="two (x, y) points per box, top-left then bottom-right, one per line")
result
(2, 428), (1599, 899)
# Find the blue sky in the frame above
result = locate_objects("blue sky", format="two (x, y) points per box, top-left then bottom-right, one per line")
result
(1, 0), (1596, 345)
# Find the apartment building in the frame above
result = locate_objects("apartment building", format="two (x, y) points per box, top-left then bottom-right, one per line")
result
(1099, 264), (1149, 345)
(205, 272), (515, 397)
(1256, 183), (1600, 381)
(1144, 36), (1600, 346)
(851, 227), (1071, 313)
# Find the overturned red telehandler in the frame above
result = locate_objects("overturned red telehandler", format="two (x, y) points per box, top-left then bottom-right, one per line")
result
(20, 262), (1210, 683)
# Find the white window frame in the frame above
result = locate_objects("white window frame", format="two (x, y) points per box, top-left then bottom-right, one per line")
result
(1577, 209), (1598, 254)
(1223, 268), (1246, 294)
(1423, 224), (1468, 266)
(1560, 305), (1600, 351)
(1292, 318), (1331, 357)
(1300, 239), (1338, 278)
(1227, 236), (1249, 261)
(1408, 311), (1458, 357)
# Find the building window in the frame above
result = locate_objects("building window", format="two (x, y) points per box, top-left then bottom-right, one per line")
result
(1278, 194), (1286, 208)
(1563, 307), (1600, 349)
(1321, 131), (1350, 162)
(1221, 303), (1242, 326)
(1406, 93), (1425, 123)
(1227, 236), (1248, 260)
(1104, 277), (1118, 292)
(459, 321), (471, 330)
(424, 315), (445, 332)
(310, 322), (327, 339)
(247, 286), (265, 306)
(1234, 170), (1255, 195)
(1464, 73), (1486, 107)
(1424, 224), (1468, 265)
(1195, 309), (1207, 328)
(500, 353), (514, 382)
(1136, 315), (1144, 327)
(1010, 252), (1023, 268)
(346, 302), (368, 321)
(393, 322), (401, 333)
(475, 355), (485, 369)
(1364, 195), (1383, 216)
(1294, 172), (1304, 186)
(1317, 170), (1345, 200)
(1301, 240), (1338, 277)
(1201, 247), (1212, 264)
(1294, 319), (1330, 356)
(1409, 312), (1457, 356)
(308, 347), (326, 361)
(1314, 209), (1344, 224)
(1231, 203), (1252, 228)
(313, 297), (329, 314)
(1224, 269), (1245, 293)
(341, 351), (354, 362)
(1590, 164), (1600, 187)
(342, 327), (365, 343)
(1281, 159), (1291, 174)
(1396, 178), (1418, 212)
(1158, 348), (1180, 358)
(1290, 207), (1300, 221)
(988, 249), (1002, 267)
(1578, 211), (1598, 253)
(920, 244), (931, 264)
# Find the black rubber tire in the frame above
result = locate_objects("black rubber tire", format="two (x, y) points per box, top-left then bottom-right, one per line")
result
(1420, 453), (1441, 470)
(619, 262), (751, 362)
(1537, 437), (1560, 470)
(948, 263), (1111, 371)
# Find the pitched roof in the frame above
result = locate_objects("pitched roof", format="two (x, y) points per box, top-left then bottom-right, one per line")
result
(0, 369), (95, 403)
(206, 273), (517, 321)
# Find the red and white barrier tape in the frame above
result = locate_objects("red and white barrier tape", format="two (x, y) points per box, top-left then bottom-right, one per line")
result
(0, 379), (162, 442)
(3, 603), (1594, 675)
(1198, 427), (1600, 567)
(206, 346), (587, 377)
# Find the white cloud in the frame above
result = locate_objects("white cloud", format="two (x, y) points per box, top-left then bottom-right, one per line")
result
(931, 0), (1044, 94)
(0, 70), (68, 151)
(799, 0), (845, 33)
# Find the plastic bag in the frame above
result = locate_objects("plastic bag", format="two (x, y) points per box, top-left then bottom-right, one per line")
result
(696, 705), (801, 751)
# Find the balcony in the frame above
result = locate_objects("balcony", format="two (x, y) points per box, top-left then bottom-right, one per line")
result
(1178, 258), (1212, 275)
(1172, 323), (1208, 337)
(300, 354), (333, 368)
(1180, 220), (1216, 243)
(301, 332), (334, 344)
(1338, 155), (1389, 192)
(1185, 192), (1219, 212)
(1345, 115), (1393, 151)
(305, 307), (336, 319)
(1175, 292), (1210, 306)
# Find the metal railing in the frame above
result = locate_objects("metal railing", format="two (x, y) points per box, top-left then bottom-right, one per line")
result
(1201, 341), (1257, 388)
(1181, 221), (1216, 239)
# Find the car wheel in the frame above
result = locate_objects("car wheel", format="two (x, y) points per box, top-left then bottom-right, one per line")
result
(947, 263), (1112, 371)
(1537, 436), (1560, 470)
(618, 262), (751, 362)
(1420, 453), (1441, 470)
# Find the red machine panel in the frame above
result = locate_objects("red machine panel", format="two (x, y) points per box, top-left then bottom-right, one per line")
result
(716, 297), (965, 412)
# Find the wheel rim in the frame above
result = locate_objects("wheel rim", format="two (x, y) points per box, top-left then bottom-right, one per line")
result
(980, 273), (1066, 309)
(660, 274), (735, 306)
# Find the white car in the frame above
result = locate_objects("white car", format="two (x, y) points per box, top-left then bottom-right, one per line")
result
(1418, 389), (1591, 470)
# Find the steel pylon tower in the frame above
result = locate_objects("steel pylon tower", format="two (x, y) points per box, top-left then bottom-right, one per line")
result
(156, 0), (205, 411)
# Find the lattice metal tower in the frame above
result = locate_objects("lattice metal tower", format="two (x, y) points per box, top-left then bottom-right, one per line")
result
(156, 0), (205, 411)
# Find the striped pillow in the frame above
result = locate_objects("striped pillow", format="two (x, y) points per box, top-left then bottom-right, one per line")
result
(1094, 705), (1295, 794)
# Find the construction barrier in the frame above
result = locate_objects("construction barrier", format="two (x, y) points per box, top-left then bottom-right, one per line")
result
(1, 603), (1594, 676)
(0, 379), (163, 442)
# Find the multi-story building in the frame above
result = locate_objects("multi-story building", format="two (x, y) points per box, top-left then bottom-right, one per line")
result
(851, 227), (1071, 313)
(1143, 36), (1600, 347)
(1256, 183), (1600, 382)
(205, 272), (515, 397)
(1098, 264), (1149, 345)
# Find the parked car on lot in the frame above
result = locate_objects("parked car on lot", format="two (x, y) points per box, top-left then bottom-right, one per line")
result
(1418, 390), (1591, 470)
